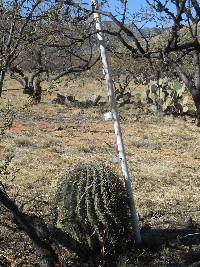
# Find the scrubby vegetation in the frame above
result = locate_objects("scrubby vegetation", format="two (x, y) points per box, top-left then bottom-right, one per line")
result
(1, 0), (200, 266)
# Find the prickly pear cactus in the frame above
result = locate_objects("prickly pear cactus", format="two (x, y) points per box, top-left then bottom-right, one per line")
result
(55, 163), (130, 253)
(147, 77), (189, 114)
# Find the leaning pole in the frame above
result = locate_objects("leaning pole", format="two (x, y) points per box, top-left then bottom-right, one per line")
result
(91, 0), (142, 244)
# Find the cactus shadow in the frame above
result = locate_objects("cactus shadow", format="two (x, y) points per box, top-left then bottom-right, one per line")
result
(139, 228), (200, 266)
(141, 228), (199, 249)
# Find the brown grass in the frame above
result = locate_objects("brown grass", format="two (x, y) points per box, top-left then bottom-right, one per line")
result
(0, 77), (200, 266)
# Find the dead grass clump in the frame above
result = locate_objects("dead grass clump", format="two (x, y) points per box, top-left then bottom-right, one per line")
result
(76, 143), (98, 153)
(41, 137), (60, 148)
(14, 136), (34, 147)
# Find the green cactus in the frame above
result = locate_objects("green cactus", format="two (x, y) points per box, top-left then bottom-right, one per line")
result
(147, 77), (189, 114)
(134, 92), (146, 104)
(55, 163), (130, 255)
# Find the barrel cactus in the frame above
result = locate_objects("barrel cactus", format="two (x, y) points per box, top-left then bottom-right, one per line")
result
(55, 163), (130, 255)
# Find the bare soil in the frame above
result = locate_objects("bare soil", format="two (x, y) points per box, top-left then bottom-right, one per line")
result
(0, 78), (200, 266)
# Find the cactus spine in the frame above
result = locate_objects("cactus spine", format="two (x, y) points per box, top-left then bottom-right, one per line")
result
(55, 163), (130, 254)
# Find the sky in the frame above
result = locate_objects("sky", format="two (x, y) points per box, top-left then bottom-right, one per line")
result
(103, 0), (156, 28)
(85, 0), (148, 13)
(109, 0), (148, 12)
(103, 0), (174, 28)
(86, 0), (174, 28)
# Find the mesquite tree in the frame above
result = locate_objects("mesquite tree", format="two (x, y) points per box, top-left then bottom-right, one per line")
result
(67, 0), (200, 125)
(0, 0), (50, 96)
(104, 0), (200, 125)
(0, 0), (99, 98)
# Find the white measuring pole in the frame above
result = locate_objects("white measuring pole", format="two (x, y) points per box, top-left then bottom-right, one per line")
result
(91, 0), (141, 244)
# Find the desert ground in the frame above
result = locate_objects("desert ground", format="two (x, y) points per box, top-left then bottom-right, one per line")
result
(0, 76), (200, 266)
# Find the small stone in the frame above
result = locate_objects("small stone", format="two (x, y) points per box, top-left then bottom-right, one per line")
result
(66, 95), (75, 102)
(56, 126), (64, 131)
(148, 104), (158, 113)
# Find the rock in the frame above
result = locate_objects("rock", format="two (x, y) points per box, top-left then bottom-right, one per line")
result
(112, 156), (120, 164)
(66, 95), (75, 102)
(148, 104), (158, 113)
(104, 112), (113, 121)
(56, 126), (64, 131)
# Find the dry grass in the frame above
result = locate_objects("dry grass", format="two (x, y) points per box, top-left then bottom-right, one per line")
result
(0, 77), (200, 266)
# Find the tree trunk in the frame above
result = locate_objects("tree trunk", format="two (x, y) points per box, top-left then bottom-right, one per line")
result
(33, 79), (42, 103)
(191, 87), (200, 126)
(192, 51), (200, 126)
(167, 58), (200, 126)
(0, 69), (6, 97)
